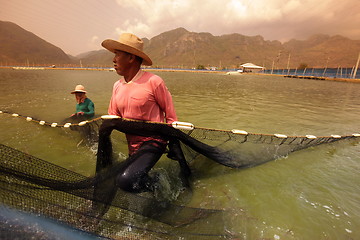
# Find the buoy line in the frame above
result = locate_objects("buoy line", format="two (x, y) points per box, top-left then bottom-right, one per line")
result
(1, 110), (360, 140)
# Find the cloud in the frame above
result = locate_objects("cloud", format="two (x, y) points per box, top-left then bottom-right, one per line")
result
(91, 36), (99, 43)
(2, 0), (358, 55)
(114, 19), (151, 37)
(85, 35), (100, 53)
(112, 0), (360, 42)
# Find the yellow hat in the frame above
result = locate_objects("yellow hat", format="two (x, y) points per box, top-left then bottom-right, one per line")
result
(71, 85), (86, 94)
(101, 33), (152, 66)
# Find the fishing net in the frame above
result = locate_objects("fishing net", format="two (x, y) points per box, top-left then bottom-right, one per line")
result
(1, 110), (359, 239)
(0, 143), (231, 239)
(3, 110), (359, 169)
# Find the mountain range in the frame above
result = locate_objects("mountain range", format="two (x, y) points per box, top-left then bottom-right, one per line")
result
(1, 21), (359, 69)
(0, 21), (71, 65)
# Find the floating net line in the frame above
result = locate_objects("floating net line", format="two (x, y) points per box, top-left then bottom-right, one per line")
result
(1, 110), (360, 239)
(1, 110), (360, 169)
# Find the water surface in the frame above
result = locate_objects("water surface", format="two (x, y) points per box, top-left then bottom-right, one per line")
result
(0, 69), (359, 239)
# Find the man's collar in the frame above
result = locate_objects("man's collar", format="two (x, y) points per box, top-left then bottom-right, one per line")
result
(122, 69), (144, 84)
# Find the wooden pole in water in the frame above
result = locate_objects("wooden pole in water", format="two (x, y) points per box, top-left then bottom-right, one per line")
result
(350, 66), (355, 78)
(340, 67), (343, 78)
(286, 53), (291, 75)
(322, 56), (329, 77)
(352, 52), (360, 79)
(303, 68), (307, 76)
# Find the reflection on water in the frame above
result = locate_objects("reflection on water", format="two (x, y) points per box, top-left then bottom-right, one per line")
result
(1, 69), (360, 239)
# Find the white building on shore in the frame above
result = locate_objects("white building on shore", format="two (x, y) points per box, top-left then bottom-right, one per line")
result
(240, 63), (264, 73)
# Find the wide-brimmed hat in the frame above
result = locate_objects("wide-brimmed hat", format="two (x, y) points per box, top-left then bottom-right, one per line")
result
(71, 85), (87, 94)
(101, 33), (152, 66)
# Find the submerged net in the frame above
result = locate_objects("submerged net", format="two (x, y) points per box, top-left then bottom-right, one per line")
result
(1, 110), (360, 239)
(0, 143), (231, 239)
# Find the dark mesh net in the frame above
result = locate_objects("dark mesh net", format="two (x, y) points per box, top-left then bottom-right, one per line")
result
(1, 111), (359, 239)
(3, 110), (357, 169)
(0, 143), (232, 239)
(92, 117), (356, 169)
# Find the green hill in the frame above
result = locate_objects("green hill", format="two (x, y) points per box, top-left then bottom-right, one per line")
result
(0, 21), (71, 65)
(1, 21), (359, 69)
(142, 28), (360, 69)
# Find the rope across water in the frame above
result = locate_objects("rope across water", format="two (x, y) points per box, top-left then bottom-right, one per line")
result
(1, 110), (360, 140)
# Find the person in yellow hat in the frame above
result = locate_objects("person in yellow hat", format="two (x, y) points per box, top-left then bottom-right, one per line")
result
(97, 33), (190, 193)
(70, 84), (95, 120)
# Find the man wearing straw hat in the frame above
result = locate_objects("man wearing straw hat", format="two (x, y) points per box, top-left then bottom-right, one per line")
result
(98, 33), (189, 193)
(70, 84), (95, 120)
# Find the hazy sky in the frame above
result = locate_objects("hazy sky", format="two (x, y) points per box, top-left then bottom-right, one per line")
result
(1, 0), (359, 56)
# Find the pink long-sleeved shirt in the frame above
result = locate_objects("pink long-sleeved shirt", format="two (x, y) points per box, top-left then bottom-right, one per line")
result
(108, 70), (177, 154)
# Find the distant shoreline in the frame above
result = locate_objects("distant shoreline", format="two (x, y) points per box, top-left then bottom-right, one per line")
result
(1, 66), (359, 83)
(251, 72), (360, 83)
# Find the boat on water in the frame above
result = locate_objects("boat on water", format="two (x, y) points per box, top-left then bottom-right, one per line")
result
(12, 66), (45, 70)
(226, 69), (243, 75)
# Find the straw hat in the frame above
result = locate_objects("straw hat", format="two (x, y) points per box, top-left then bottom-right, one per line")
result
(101, 33), (152, 66)
(71, 85), (87, 94)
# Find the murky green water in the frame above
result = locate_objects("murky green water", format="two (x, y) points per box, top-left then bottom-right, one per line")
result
(1, 68), (360, 239)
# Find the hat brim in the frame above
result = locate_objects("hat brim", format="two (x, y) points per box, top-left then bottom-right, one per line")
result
(71, 90), (86, 94)
(102, 39), (152, 66)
